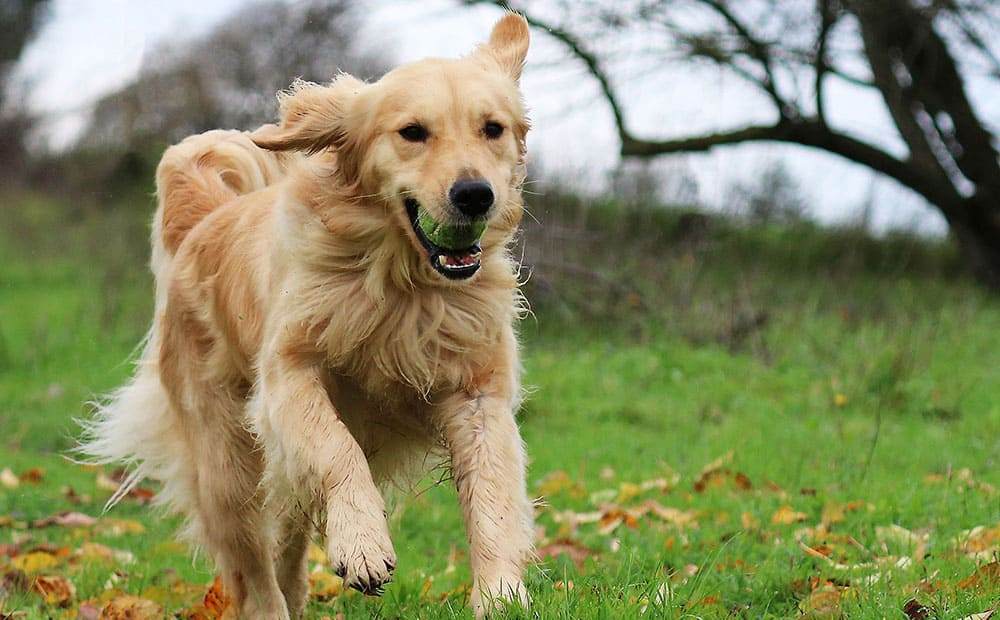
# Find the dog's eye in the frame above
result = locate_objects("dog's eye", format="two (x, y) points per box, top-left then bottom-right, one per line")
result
(398, 123), (428, 142)
(483, 121), (504, 140)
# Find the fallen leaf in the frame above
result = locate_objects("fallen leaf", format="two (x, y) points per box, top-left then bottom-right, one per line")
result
(32, 511), (97, 528)
(771, 505), (808, 525)
(959, 611), (995, 620)
(903, 598), (933, 619)
(31, 574), (75, 606)
(203, 575), (231, 617)
(958, 562), (1000, 591)
(536, 538), (595, 569)
(537, 470), (585, 499)
(309, 570), (343, 601)
(11, 550), (60, 573)
(957, 524), (1000, 560)
(741, 512), (760, 530)
(799, 586), (843, 618)
(76, 542), (135, 565)
(99, 595), (163, 619)
(642, 501), (699, 528)
(553, 579), (574, 591)
(96, 518), (146, 537)
(19, 468), (44, 484)
(77, 602), (102, 620)
(0, 468), (19, 489)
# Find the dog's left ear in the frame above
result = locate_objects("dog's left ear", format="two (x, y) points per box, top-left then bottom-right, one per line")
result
(252, 75), (366, 155)
(479, 13), (530, 81)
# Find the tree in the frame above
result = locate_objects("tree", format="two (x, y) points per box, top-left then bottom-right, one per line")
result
(0, 0), (50, 181)
(78, 0), (387, 151)
(470, 0), (1000, 288)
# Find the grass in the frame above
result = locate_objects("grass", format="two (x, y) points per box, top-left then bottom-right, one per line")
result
(0, 193), (998, 618)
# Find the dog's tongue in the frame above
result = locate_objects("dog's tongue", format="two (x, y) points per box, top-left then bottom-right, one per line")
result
(440, 251), (478, 267)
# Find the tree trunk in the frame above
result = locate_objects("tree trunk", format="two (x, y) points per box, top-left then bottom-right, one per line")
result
(948, 198), (1000, 289)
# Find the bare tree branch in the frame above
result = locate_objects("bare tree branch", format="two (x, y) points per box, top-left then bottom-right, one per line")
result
(464, 0), (631, 142)
(694, 0), (793, 117)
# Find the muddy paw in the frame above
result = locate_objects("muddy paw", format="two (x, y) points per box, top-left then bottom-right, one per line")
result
(327, 520), (396, 596)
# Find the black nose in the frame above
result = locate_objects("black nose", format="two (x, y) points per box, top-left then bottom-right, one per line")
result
(449, 179), (494, 217)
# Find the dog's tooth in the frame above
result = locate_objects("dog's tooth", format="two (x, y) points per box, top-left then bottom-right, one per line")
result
(437, 255), (447, 266)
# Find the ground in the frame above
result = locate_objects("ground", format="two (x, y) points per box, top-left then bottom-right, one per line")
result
(0, 198), (997, 618)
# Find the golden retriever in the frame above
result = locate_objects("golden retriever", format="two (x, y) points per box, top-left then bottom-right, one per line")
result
(82, 14), (533, 619)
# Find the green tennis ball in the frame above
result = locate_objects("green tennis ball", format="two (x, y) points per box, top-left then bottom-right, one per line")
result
(417, 209), (487, 249)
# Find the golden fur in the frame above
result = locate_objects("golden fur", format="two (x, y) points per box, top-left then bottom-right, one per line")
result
(83, 14), (534, 619)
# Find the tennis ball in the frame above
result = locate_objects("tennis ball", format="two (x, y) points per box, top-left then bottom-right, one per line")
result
(417, 209), (487, 249)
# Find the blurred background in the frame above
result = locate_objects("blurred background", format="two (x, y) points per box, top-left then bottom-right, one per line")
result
(1, 1), (998, 617)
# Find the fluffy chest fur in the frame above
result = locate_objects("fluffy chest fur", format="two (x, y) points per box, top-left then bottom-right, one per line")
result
(271, 187), (522, 401)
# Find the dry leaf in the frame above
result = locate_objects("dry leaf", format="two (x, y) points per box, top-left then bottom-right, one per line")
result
(642, 501), (699, 528)
(537, 470), (585, 498)
(958, 562), (1000, 591)
(959, 611), (995, 620)
(31, 574), (75, 606)
(309, 570), (343, 601)
(799, 587), (843, 618)
(903, 598), (932, 619)
(96, 518), (146, 537)
(32, 511), (97, 529)
(0, 468), (19, 489)
(771, 505), (808, 525)
(536, 538), (595, 569)
(11, 550), (60, 573)
(99, 595), (163, 619)
(19, 468), (44, 484)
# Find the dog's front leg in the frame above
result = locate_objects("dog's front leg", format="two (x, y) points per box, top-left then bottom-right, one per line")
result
(256, 347), (395, 596)
(434, 382), (534, 617)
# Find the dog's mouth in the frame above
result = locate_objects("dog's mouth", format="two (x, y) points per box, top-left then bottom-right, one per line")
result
(404, 198), (484, 280)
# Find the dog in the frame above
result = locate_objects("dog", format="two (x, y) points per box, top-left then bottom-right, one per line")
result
(82, 13), (534, 619)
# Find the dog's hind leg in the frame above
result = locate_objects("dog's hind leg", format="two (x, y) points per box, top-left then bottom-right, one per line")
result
(159, 327), (288, 618)
(180, 385), (288, 619)
(273, 505), (312, 618)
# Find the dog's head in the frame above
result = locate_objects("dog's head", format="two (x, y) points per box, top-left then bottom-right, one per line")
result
(253, 14), (530, 283)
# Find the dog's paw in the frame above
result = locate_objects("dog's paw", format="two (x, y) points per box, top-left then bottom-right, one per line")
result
(326, 512), (396, 596)
(472, 577), (530, 619)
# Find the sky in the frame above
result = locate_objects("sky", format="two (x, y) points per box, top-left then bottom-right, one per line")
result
(19, 0), (997, 236)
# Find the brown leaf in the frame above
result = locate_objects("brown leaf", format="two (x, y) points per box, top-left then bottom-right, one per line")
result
(903, 598), (932, 620)
(31, 511), (97, 529)
(2, 569), (29, 593)
(309, 570), (343, 601)
(19, 468), (44, 484)
(798, 587), (843, 618)
(536, 538), (595, 569)
(203, 575), (232, 617)
(77, 602), (102, 620)
(771, 505), (808, 525)
(959, 611), (995, 620)
(99, 595), (163, 619)
(536, 470), (585, 499)
(11, 550), (60, 573)
(0, 468), (19, 489)
(31, 574), (75, 607)
(958, 562), (1000, 591)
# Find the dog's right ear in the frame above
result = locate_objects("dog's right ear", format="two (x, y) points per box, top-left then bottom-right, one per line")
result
(252, 75), (366, 155)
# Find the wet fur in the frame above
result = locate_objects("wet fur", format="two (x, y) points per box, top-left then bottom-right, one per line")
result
(82, 14), (534, 619)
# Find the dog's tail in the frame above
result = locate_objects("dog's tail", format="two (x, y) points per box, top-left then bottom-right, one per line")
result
(154, 129), (286, 257)
(77, 337), (188, 509)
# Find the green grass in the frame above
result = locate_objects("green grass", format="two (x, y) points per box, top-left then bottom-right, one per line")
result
(0, 195), (998, 618)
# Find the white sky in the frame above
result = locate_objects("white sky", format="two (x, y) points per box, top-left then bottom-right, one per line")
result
(20, 0), (992, 236)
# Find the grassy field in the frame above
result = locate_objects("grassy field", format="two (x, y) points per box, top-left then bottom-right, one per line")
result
(0, 195), (998, 618)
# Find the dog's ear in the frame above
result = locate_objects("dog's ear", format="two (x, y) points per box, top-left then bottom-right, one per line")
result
(252, 75), (366, 155)
(479, 13), (530, 81)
